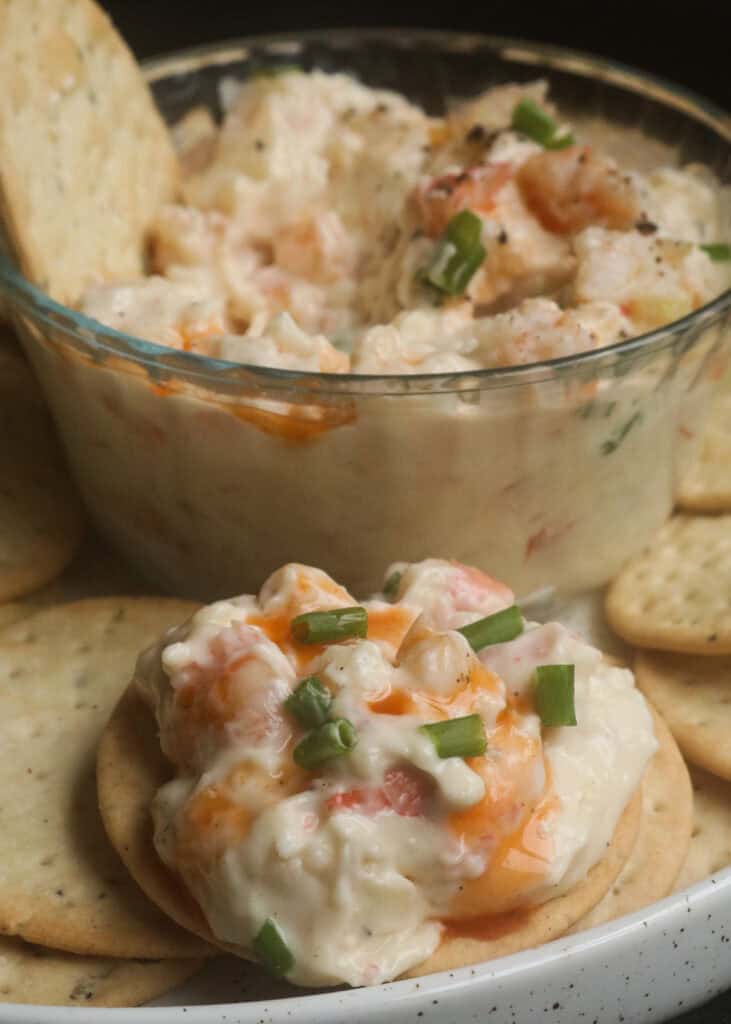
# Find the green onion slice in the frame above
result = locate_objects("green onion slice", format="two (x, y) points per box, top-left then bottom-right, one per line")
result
(293, 719), (358, 769)
(511, 99), (574, 149)
(284, 676), (332, 729)
(546, 132), (576, 150)
(700, 243), (731, 262)
(253, 918), (295, 976)
(420, 713), (487, 758)
(383, 570), (403, 600)
(290, 606), (368, 645)
(424, 209), (486, 295)
(534, 664), (577, 727)
(458, 605), (524, 652)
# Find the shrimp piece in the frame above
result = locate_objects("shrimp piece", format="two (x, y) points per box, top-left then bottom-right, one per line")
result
(326, 767), (433, 818)
(258, 562), (356, 620)
(517, 145), (641, 235)
(572, 227), (728, 331)
(394, 558), (515, 632)
(471, 297), (631, 367)
(150, 204), (230, 272)
(160, 619), (296, 772)
(415, 163), (513, 238)
(81, 275), (227, 352)
(171, 105), (218, 176)
(448, 562), (516, 619)
(166, 756), (310, 866)
(273, 211), (357, 283)
(350, 307), (478, 375)
(210, 312), (350, 372)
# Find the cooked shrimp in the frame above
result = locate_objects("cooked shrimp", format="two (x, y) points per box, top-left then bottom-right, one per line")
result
(471, 297), (631, 367)
(273, 211), (357, 284)
(160, 619), (296, 772)
(573, 227), (728, 331)
(415, 163), (513, 238)
(209, 313), (350, 373)
(394, 557), (515, 631)
(517, 145), (641, 235)
(81, 275), (227, 352)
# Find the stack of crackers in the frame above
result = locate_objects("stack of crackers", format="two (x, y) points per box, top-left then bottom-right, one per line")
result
(607, 381), (731, 892)
(0, 333), (213, 1006)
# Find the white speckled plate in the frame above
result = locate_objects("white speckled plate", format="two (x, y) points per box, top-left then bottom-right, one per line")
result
(1, 552), (729, 1022)
(2, 872), (730, 1022)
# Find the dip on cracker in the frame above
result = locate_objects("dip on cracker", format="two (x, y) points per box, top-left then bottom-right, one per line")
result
(128, 559), (657, 987)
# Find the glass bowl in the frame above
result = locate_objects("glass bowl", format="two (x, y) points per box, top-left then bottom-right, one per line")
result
(1, 30), (729, 601)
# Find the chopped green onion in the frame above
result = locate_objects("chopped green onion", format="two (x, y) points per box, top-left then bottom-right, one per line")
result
(700, 243), (731, 262)
(284, 676), (332, 729)
(383, 570), (403, 600)
(290, 606), (368, 645)
(420, 713), (487, 758)
(600, 410), (643, 455)
(458, 605), (524, 652)
(511, 99), (574, 149)
(293, 719), (358, 768)
(253, 918), (295, 976)
(424, 209), (486, 295)
(534, 664), (577, 727)
(546, 131), (575, 150)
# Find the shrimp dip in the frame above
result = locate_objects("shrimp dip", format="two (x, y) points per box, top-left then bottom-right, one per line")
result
(22, 52), (729, 600)
(82, 74), (729, 371)
(136, 558), (656, 987)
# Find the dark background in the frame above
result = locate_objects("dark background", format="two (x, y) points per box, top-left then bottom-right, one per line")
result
(100, 0), (729, 108)
(99, 2), (729, 1022)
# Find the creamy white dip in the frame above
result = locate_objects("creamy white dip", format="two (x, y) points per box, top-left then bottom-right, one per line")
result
(80, 73), (729, 373)
(137, 558), (656, 987)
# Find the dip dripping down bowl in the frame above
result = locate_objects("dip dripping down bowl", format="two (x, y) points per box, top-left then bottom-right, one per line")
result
(1, 30), (729, 602)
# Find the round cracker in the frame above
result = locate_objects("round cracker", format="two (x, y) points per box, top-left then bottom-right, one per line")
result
(675, 768), (731, 890)
(0, 935), (202, 1008)
(0, 598), (215, 959)
(677, 390), (731, 512)
(0, 348), (84, 601)
(406, 789), (641, 976)
(98, 687), (220, 947)
(606, 515), (731, 655)
(0, 533), (149, 636)
(0, 0), (179, 307)
(5, 532), (149, 614)
(566, 708), (692, 934)
(98, 686), (642, 979)
(634, 650), (731, 781)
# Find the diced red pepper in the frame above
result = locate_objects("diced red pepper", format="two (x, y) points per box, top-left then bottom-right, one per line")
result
(326, 766), (432, 818)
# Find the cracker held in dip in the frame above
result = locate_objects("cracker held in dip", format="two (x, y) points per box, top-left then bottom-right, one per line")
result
(81, 74), (730, 372)
(135, 559), (657, 987)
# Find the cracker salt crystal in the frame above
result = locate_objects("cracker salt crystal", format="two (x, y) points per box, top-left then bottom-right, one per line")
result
(0, 598), (215, 959)
(0, 0), (178, 306)
(634, 650), (731, 781)
(0, 935), (202, 1007)
(606, 515), (731, 654)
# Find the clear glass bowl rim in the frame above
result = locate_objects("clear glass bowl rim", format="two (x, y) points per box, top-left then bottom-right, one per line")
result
(0, 27), (729, 398)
